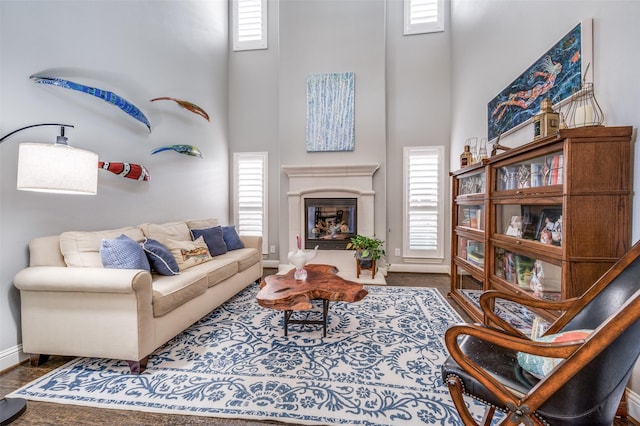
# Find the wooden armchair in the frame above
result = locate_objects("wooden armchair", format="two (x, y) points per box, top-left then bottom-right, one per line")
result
(441, 241), (640, 426)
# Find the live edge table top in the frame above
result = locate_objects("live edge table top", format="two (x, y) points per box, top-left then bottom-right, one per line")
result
(256, 264), (368, 311)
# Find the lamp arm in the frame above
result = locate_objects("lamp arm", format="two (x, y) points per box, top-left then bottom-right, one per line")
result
(0, 123), (74, 144)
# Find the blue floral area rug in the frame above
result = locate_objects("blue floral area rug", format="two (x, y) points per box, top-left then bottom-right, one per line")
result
(9, 284), (493, 425)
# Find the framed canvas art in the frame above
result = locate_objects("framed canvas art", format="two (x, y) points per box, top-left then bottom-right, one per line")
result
(487, 19), (593, 141)
(306, 72), (355, 152)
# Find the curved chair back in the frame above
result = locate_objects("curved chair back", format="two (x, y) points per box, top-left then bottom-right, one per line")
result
(534, 242), (640, 424)
(536, 288), (640, 424)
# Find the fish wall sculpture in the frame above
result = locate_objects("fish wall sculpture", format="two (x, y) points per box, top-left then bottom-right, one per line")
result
(99, 161), (150, 181)
(150, 97), (210, 122)
(30, 75), (152, 132)
(151, 144), (202, 158)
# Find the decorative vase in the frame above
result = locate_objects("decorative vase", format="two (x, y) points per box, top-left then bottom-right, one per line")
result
(287, 245), (319, 280)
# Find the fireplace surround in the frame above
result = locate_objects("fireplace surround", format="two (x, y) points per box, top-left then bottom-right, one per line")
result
(282, 164), (379, 257)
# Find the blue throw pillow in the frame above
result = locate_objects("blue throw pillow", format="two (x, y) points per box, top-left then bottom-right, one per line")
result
(222, 225), (244, 251)
(141, 238), (180, 275)
(100, 234), (150, 271)
(191, 226), (227, 256)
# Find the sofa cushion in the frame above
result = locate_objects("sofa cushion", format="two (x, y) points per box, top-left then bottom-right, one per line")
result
(221, 247), (261, 272)
(186, 218), (219, 230)
(191, 226), (227, 256)
(60, 227), (145, 267)
(185, 256), (239, 287)
(100, 234), (151, 271)
(222, 225), (245, 250)
(166, 236), (212, 270)
(151, 271), (208, 316)
(142, 238), (180, 276)
(138, 221), (191, 246)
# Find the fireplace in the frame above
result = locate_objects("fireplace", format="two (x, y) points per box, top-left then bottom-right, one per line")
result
(282, 163), (379, 259)
(305, 198), (357, 250)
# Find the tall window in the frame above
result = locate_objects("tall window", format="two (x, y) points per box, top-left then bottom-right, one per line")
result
(232, 0), (268, 51)
(403, 146), (445, 259)
(233, 152), (268, 253)
(403, 0), (444, 35)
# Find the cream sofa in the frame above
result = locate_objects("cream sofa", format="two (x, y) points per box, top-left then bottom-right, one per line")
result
(13, 218), (262, 374)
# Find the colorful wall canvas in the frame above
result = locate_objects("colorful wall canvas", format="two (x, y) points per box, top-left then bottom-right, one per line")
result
(487, 19), (592, 141)
(306, 72), (355, 152)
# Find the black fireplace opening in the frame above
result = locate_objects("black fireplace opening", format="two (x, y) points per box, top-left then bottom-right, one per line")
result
(305, 198), (357, 250)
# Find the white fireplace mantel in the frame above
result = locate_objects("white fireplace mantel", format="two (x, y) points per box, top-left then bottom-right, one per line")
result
(282, 163), (379, 256)
(282, 164), (379, 179)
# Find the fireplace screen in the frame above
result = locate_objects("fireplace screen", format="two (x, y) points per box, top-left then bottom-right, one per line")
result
(305, 198), (357, 250)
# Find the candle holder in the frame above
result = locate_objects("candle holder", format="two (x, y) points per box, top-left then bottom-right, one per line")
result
(563, 82), (604, 128)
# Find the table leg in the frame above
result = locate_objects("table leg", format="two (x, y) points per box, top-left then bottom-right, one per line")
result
(322, 299), (329, 337)
(284, 310), (293, 336)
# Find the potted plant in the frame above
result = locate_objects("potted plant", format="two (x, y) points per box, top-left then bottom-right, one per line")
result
(346, 234), (386, 270)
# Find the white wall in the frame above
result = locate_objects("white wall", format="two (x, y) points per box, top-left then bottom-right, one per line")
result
(229, 0), (281, 258)
(229, 0), (452, 268)
(449, 0), (640, 411)
(385, 0), (451, 269)
(277, 0), (388, 257)
(0, 0), (229, 368)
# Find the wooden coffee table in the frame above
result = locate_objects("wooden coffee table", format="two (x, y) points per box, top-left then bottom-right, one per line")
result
(256, 264), (368, 337)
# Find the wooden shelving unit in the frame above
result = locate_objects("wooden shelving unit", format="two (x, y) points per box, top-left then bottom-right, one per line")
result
(449, 126), (633, 322)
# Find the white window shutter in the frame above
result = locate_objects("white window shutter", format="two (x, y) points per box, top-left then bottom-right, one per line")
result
(404, 0), (444, 35)
(403, 147), (444, 259)
(233, 0), (268, 51)
(233, 153), (268, 253)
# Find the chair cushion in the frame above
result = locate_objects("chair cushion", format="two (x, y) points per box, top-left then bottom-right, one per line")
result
(186, 218), (219, 230)
(138, 221), (191, 246)
(517, 329), (592, 378)
(100, 234), (150, 271)
(222, 225), (244, 250)
(60, 227), (145, 267)
(166, 236), (212, 270)
(441, 334), (538, 410)
(221, 247), (261, 272)
(142, 238), (180, 276)
(185, 256), (238, 287)
(151, 271), (208, 316)
(191, 226), (227, 256)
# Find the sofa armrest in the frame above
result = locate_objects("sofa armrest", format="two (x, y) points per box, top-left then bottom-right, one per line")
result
(14, 266), (152, 294)
(240, 235), (263, 253)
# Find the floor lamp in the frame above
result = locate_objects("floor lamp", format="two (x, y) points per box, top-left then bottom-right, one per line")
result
(0, 123), (98, 424)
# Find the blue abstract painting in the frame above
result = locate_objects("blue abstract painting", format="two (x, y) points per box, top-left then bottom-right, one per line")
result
(306, 72), (355, 152)
(487, 21), (591, 141)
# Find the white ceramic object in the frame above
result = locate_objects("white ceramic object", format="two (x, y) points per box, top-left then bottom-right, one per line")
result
(288, 245), (319, 280)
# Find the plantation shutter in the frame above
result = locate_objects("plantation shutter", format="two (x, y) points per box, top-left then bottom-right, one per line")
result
(404, 0), (444, 35)
(403, 147), (444, 259)
(232, 0), (268, 51)
(233, 152), (268, 253)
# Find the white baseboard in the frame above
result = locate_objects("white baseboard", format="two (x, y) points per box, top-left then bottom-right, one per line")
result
(263, 259), (280, 268)
(627, 388), (640, 423)
(388, 263), (451, 274)
(0, 344), (28, 373)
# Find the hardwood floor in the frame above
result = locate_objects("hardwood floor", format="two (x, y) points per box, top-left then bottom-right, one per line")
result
(1, 271), (634, 425)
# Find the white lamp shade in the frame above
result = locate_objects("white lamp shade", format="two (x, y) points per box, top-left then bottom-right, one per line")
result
(17, 143), (98, 195)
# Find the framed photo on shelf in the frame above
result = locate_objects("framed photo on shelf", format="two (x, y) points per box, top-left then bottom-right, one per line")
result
(505, 215), (523, 238)
(535, 208), (562, 245)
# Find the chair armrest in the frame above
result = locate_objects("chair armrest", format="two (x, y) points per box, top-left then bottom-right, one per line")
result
(14, 266), (152, 294)
(479, 290), (577, 337)
(445, 323), (585, 409)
